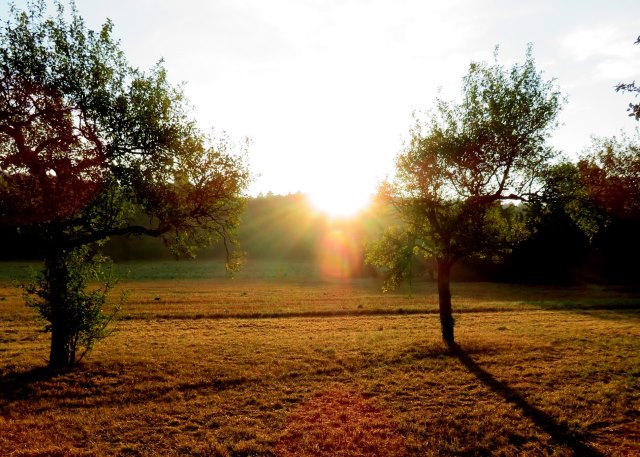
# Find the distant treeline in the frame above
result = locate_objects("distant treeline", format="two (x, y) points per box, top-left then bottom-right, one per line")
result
(0, 193), (385, 272)
(2, 192), (639, 284)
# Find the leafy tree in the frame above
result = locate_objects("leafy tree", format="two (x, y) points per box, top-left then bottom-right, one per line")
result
(578, 132), (640, 220)
(509, 133), (640, 284)
(577, 131), (640, 281)
(0, 1), (250, 369)
(367, 48), (563, 344)
(615, 35), (640, 120)
(508, 162), (599, 283)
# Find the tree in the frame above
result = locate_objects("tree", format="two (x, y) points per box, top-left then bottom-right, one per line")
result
(508, 162), (600, 283)
(0, 1), (250, 369)
(367, 48), (563, 345)
(578, 132), (640, 220)
(23, 247), (121, 367)
(507, 133), (640, 284)
(576, 131), (640, 281)
(615, 35), (640, 120)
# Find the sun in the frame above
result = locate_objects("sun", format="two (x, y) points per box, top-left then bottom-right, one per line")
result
(307, 189), (372, 218)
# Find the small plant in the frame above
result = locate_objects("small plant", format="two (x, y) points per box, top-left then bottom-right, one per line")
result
(23, 247), (121, 369)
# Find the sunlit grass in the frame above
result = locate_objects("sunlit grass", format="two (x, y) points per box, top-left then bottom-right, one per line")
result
(1, 262), (638, 456)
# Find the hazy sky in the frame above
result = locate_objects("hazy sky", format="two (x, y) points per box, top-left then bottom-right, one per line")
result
(3, 0), (640, 209)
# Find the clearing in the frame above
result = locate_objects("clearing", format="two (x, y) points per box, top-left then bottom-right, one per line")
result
(0, 260), (638, 456)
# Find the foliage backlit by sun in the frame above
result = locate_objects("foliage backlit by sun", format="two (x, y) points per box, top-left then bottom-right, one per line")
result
(307, 190), (372, 218)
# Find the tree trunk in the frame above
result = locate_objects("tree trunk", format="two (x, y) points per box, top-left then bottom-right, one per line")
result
(45, 251), (73, 370)
(49, 321), (71, 370)
(436, 257), (455, 345)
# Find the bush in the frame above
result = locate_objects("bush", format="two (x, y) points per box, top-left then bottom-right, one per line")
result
(23, 247), (121, 369)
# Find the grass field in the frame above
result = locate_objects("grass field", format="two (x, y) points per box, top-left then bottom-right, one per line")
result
(1, 260), (639, 456)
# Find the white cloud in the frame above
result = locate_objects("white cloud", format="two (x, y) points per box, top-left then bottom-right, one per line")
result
(561, 26), (640, 80)
(597, 58), (639, 80)
(562, 27), (623, 61)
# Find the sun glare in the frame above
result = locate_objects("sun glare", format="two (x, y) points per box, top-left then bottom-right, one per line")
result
(308, 190), (372, 218)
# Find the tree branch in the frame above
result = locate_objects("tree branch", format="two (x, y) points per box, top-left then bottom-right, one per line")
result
(67, 224), (171, 249)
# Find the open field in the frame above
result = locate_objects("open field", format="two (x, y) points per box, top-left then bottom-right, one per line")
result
(1, 260), (639, 456)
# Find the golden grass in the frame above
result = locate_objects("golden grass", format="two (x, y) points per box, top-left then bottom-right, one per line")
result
(0, 277), (638, 456)
(275, 387), (405, 457)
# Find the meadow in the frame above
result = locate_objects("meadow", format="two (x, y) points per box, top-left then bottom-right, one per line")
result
(0, 260), (639, 456)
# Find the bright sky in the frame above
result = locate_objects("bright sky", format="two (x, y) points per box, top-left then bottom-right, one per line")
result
(3, 0), (640, 215)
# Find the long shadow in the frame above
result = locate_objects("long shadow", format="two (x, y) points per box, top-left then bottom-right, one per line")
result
(0, 365), (258, 412)
(0, 366), (54, 407)
(531, 300), (640, 319)
(449, 343), (604, 457)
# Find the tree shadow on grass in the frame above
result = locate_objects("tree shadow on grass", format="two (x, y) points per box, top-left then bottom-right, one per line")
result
(530, 300), (640, 320)
(0, 366), (54, 407)
(449, 343), (604, 457)
(0, 363), (263, 413)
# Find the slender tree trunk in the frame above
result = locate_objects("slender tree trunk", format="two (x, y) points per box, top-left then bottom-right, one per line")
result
(436, 257), (455, 345)
(45, 251), (73, 370)
(49, 320), (71, 370)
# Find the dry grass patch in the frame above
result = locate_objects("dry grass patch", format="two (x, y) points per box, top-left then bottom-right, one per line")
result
(1, 277), (639, 456)
(275, 386), (405, 457)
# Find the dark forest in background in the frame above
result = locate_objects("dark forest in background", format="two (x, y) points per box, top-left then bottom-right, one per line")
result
(3, 189), (639, 285)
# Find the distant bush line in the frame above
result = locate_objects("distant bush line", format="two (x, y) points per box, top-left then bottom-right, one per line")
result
(2, 193), (639, 284)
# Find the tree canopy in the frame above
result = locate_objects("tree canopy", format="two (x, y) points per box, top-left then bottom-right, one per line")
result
(0, 1), (249, 257)
(578, 132), (640, 221)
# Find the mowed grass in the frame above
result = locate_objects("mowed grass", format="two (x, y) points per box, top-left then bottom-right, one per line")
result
(0, 260), (639, 456)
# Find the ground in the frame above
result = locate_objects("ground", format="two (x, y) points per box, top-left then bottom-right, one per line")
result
(0, 260), (639, 456)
